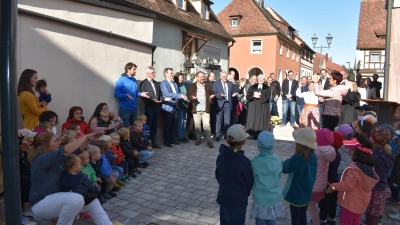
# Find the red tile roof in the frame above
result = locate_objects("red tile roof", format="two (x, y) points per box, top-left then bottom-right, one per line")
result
(357, 0), (386, 49)
(105, 0), (233, 41)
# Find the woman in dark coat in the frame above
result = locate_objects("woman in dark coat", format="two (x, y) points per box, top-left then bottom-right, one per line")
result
(246, 75), (271, 138)
(339, 81), (361, 125)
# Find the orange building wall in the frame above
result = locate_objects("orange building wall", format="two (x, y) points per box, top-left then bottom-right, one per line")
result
(275, 37), (301, 82)
(229, 35), (301, 83)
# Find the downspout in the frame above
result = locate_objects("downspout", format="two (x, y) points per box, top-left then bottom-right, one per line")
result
(383, 0), (393, 101)
(228, 40), (236, 71)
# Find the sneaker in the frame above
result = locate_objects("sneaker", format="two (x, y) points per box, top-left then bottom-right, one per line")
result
(108, 191), (117, 197)
(102, 193), (112, 199)
(134, 169), (142, 174)
(139, 163), (148, 168)
(117, 180), (126, 185)
(389, 213), (400, 220)
(22, 216), (37, 225)
(129, 173), (137, 178)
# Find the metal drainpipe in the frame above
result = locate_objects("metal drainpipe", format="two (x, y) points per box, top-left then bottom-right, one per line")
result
(383, 0), (393, 101)
(228, 40), (236, 74)
(0, 0), (23, 224)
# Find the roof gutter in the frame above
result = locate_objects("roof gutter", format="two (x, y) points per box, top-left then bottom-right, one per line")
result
(18, 8), (156, 49)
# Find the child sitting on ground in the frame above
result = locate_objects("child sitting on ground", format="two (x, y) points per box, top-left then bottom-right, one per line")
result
(97, 111), (113, 135)
(60, 154), (98, 205)
(326, 134), (378, 225)
(138, 114), (150, 145)
(90, 141), (118, 200)
(79, 151), (101, 193)
(34, 79), (51, 108)
(109, 133), (133, 180)
(215, 124), (254, 224)
(282, 127), (318, 225)
(118, 127), (140, 177)
(109, 112), (124, 133)
(249, 131), (282, 224)
(68, 124), (85, 139)
(130, 120), (154, 168)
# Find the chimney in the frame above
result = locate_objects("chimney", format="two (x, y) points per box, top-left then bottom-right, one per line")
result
(259, 0), (264, 8)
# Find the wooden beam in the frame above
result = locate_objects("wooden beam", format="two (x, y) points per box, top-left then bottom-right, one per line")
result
(197, 40), (209, 52)
(182, 36), (195, 53)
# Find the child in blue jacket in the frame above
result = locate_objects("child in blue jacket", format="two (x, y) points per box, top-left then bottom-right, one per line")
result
(34, 79), (52, 107)
(282, 127), (318, 225)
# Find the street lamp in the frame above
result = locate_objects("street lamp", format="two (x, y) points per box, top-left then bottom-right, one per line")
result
(312, 33), (333, 73)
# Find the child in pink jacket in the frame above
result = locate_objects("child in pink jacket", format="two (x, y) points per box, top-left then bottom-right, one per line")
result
(309, 128), (336, 225)
(326, 134), (378, 225)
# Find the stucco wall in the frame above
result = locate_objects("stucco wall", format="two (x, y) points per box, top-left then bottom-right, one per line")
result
(19, 0), (153, 43)
(152, 19), (229, 81)
(17, 13), (153, 131)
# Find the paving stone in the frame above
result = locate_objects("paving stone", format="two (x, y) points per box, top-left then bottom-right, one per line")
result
(197, 215), (219, 224)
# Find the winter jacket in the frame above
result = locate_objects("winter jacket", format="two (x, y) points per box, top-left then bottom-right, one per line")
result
(314, 83), (348, 116)
(394, 136), (400, 157)
(105, 149), (116, 168)
(251, 153), (283, 206)
(313, 145), (336, 193)
(130, 131), (147, 151)
(187, 82), (215, 113)
(372, 149), (394, 191)
(61, 117), (90, 134)
(38, 91), (52, 103)
(99, 155), (112, 177)
(80, 164), (97, 184)
(338, 145), (352, 175)
(120, 139), (135, 156)
(115, 73), (142, 110)
(111, 144), (125, 165)
(215, 145), (254, 209)
(282, 153), (318, 206)
(328, 149), (341, 183)
(331, 162), (378, 214)
(18, 91), (48, 130)
(60, 171), (93, 197)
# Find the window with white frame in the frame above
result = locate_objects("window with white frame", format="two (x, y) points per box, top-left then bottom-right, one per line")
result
(296, 51), (299, 62)
(370, 53), (380, 62)
(286, 45), (289, 58)
(292, 48), (295, 60)
(251, 40), (262, 54)
(203, 5), (209, 19)
(178, 0), (184, 9)
(231, 17), (238, 27)
(279, 41), (283, 55)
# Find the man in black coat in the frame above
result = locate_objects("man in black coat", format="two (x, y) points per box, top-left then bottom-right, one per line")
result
(140, 66), (163, 148)
(270, 73), (281, 116)
(280, 70), (298, 127)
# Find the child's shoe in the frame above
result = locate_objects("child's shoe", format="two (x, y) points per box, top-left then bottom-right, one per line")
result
(134, 169), (142, 174)
(108, 191), (117, 197)
(102, 193), (112, 199)
(129, 173), (137, 178)
(117, 180), (126, 186)
(80, 213), (91, 219)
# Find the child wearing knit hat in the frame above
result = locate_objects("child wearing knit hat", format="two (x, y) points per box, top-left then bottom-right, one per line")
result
(365, 126), (394, 224)
(319, 132), (343, 225)
(308, 128), (336, 225)
(282, 127), (318, 225)
(249, 131), (283, 224)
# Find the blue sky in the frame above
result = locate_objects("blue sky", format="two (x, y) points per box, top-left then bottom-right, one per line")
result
(212, 0), (361, 68)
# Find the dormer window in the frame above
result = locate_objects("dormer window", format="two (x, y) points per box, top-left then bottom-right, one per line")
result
(231, 17), (238, 27)
(203, 5), (209, 19)
(176, 0), (186, 10)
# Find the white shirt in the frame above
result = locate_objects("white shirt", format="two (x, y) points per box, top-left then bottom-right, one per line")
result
(223, 82), (229, 101)
(321, 77), (327, 88)
(147, 78), (156, 95)
(169, 81), (177, 93)
(296, 88), (318, 104)
(288, 80), (293, 95)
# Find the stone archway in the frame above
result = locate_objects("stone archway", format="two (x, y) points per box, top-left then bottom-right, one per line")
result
(229, 67), (240, 80)
(247, 66), (265, 78)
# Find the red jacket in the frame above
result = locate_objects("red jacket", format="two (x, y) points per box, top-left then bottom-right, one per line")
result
(331, 162), (378, 214)
(111, 144), (125, 165)
(61, 117), (90, 134)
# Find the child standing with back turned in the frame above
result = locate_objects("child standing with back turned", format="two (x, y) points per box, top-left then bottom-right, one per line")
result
(250, 131), (283, 225)
(215, 124), (254, 225)
(282, 127), (318, 225)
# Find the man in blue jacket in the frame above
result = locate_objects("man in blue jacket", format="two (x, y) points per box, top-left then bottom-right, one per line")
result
(115, 62), (149, 128)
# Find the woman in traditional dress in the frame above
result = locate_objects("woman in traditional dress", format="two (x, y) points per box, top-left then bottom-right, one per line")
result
(296, 81), (320, 130)
(246, 75), (271, 139)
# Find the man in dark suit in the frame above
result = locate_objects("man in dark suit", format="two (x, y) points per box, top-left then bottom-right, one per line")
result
(140, 66), (162, 148)
(371, 73), (382, 99)
(270, 73), (281, 116)
(318, 69), (330, 128)
(238, 75), (256, 124)
(160, 68), (187, 147)
(212, 71), (236, 141)
(280, 70), (298, 127)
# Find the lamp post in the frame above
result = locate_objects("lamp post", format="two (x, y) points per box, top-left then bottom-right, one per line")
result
(311, 33), (333, 73)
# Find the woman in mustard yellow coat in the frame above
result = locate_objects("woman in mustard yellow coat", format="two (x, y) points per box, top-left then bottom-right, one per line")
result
(18, 69), (48, 130)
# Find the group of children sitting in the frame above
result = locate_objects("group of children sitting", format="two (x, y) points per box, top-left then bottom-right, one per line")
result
(216, 106), (400, 225)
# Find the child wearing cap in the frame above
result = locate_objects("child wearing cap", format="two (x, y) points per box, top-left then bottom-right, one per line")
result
(325, 134), (378, 225)
(249, 131), (283, 224)
(215, 124), (254, 225)
(365, 126), (394, 224)
(319, 132), (343, 225)
(282, 127), (318, 225)
(309, 129), (336, 225)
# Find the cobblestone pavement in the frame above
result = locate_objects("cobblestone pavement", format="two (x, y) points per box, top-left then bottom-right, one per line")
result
(36, 124), (399, 225)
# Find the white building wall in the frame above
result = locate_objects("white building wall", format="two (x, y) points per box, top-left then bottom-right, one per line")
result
(152, 19), (229, 81)
(17, 7), (153, 130)
(18, 0), (153, 43)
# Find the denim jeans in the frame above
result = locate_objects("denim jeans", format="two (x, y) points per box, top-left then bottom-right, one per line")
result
(138, 150), (154, 164)
(297, 104), (304, 118)
(271, 98), (278, 116)
(282, 99), (296, 125)
(318, 103), (323, 128)
(290, 204), (308, 225)
(177, 108), (187, 140)
(112, 167), (122, 181)
(219, 205), (246, 225)
(119, 108), (137, 128)
(255, 218), (276, 225)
